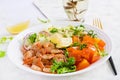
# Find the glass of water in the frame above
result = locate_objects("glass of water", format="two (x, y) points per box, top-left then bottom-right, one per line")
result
(63, 0), (88, 22)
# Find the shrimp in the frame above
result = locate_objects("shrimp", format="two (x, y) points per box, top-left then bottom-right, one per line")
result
(36, 52), (41, 58)
(22, 35), (67, 73)
(32, 41), (55, 54)
(53, 54), (66, 62)
(43, 68), (51, 73)
(32, 41), (42, 52)
(31, 64), (42, 71)
(43, 42), (55, 49)
(45, 47), (53, 53)
(51, 49), (64, 54)
(21, 46), (27, 54)
(23, 50), (34, 59)
(41, 59), (52, 65)
(35, 58), (45, 69)
(23, 57), (36, 65)
(43, 65), (52, 73)
(39, 48), (47, 54)
(44, 65), (51, 68)
(32, 56), (52, 73)
(40, 54), (54, 59)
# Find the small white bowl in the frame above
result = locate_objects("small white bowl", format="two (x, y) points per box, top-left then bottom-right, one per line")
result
(7, 22), (112, 80)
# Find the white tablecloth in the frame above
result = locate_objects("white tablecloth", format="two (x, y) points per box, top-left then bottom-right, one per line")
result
(0, 0), (120, 80)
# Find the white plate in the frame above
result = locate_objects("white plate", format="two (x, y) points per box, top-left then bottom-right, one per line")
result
(7, 22), (112, 80)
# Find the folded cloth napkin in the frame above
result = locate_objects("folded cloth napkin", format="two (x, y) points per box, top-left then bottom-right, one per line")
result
(33, 0), (67, 21)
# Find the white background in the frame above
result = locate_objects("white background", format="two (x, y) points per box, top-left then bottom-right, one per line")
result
(0, 0), (120, 80)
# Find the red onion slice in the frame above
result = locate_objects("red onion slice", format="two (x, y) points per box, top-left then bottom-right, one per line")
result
(23, 33), (35, 50)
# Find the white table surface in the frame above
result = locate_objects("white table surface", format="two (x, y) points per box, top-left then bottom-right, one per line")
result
(0, 0), (120, 80)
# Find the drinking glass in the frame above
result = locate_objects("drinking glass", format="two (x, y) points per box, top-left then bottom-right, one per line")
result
(63, 0), (88, 22)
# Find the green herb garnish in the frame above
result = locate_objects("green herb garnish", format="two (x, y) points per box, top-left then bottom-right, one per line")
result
(99, 50), (108, 57)
(64, 50), (69, 57)
(51, 57), (76, 74)
(73, 25), (85, 36)
(72, 42), (87, 50)
(37, 18), (50, 23)
(1, 37), (7, 41)
(50, 28), (58, 33)
(28, 33), (37, 43)
(66, 57), (75, 65)
(0, 36), (13, 44)
(0, 36), (13, 58)
(88, 30), (97, 38)
(0, 50), (6, 58)
(94, 44), (108, 57)
(57, 66), (76, 74)
(72, 42), (80, 46)
(0, 37), (7, 44)
(80, 44), (87, 50)
(8, 37), (13, 40)
(79, 25), (84, 27)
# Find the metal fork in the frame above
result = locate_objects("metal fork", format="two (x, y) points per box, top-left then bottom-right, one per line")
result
(93, 18), (117, 75)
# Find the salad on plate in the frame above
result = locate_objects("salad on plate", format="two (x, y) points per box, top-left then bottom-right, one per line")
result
(21, 25), (107, 74)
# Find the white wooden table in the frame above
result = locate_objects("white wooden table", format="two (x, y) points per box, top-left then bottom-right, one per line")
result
(0, 0), (120, 80)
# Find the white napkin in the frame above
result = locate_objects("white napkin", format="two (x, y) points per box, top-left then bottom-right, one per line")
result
(33, 0), (68, 21)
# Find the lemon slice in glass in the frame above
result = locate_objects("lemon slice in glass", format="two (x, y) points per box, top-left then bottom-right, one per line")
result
(7, 20), (30, 34)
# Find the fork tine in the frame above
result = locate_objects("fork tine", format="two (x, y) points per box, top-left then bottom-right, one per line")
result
(93, 18), (103, 29)
(97, 18), (103, 29)
(93, 18), (97, 28)
(93, 19), (95, 26)
(95, 18), (99, 28)
(93, 18), (97, 27)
